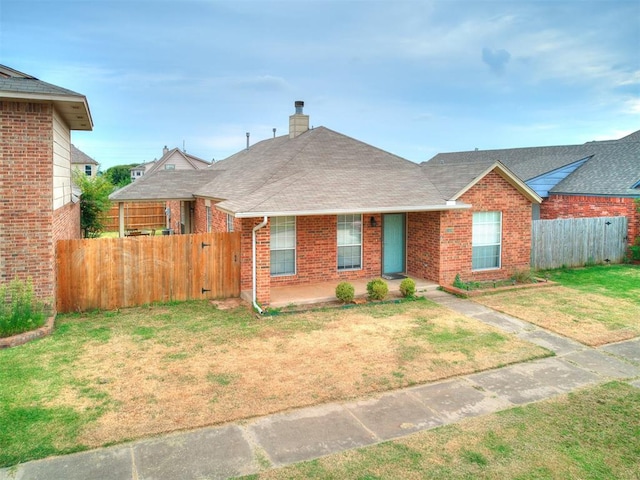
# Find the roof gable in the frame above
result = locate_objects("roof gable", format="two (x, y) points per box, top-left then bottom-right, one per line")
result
(146, 148), (211, 174)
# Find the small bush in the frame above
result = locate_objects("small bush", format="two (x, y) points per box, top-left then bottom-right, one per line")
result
(335, 282), (355, 303)
(0, 278), (47, 338)
(511, 268), (535, 284)
(366, 278), (388, 301)
(399, 278), (416, 298)
(453, 274), (466, 289)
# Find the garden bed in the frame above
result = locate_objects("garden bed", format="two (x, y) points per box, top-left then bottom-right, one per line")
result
(441, 278), (557, 297)
(0, 315), (56, 349)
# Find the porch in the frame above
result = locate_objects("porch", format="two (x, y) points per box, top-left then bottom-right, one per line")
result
(269, 277), (439, 308)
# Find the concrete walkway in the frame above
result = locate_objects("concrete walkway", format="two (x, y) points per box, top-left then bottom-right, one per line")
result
(2, 290), (639, 480)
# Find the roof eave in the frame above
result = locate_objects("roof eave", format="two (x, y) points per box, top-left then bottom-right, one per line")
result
(227, 203), (472, 218)
(109, 195), (195, 202)
(0, 90), (93, 130)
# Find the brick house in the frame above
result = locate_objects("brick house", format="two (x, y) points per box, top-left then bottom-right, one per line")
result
(0, 65), (92, 304)
(426, 131), (640, 246)
(111, 101), (541, 309)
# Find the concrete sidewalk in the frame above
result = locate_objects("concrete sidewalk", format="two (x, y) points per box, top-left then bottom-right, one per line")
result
(2, 290), (639, 480)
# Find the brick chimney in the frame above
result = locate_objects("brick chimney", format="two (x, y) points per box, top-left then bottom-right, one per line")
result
(289, 100), (309, 138)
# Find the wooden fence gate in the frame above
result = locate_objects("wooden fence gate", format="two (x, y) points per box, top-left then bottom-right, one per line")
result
(531, 216), (628, 270)
(56, 233), (241, 313)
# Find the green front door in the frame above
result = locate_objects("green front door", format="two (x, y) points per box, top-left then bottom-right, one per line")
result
(383, 214), (405, 275)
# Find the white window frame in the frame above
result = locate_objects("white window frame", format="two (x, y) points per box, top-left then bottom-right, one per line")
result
(226, 214), (234, 232)
(84, 165), (92, 176)
(164, 164), (175, 170)
(472, 211), (502, 271)
(206, 206), (212, 233)
(337, 214), (363, 271)
(270, 216), (296, 276)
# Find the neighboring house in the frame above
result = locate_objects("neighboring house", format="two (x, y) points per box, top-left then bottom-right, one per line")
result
(111, 101), (541, 309)
(71, 144), (99, 177)
(0, 65), (93, 303)
(425, 132), (640, 245)
(130, 146), (210, 182)
(130, 161), (155, 182)
(129, 146), (211, 232)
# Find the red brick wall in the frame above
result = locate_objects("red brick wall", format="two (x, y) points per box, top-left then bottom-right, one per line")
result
(407, 211), (441, 282)
(240, 214), (383, 306)
(192, 201), (240, 234)
(53, 201), (81, 241)
(270, 214), (382, 287)
(165, 200), (182, 233)
(0, 101), (57, 302)
(240, 218), (271, 306)
(450, 170), (533, 285)
(541, 194), (639, 245)
(408, 171), (533, 286)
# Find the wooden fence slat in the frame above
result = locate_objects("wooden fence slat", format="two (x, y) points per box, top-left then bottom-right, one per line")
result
(531, 216), (628, 270)
(56, 233), (241, 312)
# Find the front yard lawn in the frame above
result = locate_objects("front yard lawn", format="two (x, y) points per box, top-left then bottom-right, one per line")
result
(245, 382), (640, 479)
(475, 264), (640, 346)
(0, 298), (549, 467)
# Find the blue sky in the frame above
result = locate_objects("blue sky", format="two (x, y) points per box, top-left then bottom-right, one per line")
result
(2, 0), (639, 170)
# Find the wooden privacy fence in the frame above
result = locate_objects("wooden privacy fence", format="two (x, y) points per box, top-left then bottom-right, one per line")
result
(103, 202), (166, 231)
(531, 216), (628, 270)
(57, 233), (241, 312)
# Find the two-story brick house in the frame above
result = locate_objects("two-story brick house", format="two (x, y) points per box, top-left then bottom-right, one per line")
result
(0, 65), (93, 304)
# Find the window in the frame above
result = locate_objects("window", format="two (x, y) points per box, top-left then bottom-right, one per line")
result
(472, 211), (502, 270)
(206, 206), (212, 233)
(136, 171), (141, 176)
(84, 165), (92, 176)
(226, 214), (234, 232)
(270, 216), (295, 275)
(337, 214), (362, 270)
(164, 164), (175, 170)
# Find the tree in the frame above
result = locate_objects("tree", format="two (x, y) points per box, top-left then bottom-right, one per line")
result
(73, 171), (114, 238)
(103, 164), (138, 188)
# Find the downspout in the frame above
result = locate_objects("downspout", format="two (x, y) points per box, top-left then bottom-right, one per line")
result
(252, 216), (268, 314)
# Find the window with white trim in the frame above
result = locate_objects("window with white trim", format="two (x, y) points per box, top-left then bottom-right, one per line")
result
(270, 216), (295, 276)
(206, 206), (212, 233)
(472, 211), (502, 270)
(226, 214), (234, 232)
(84, 165), (92, 176)
(337, 214), (362, 270)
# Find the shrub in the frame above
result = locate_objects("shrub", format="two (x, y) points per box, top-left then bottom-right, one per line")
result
(366, 278), (388, 301)
(0, 278), (47, 338)
(511, 268), (535, 284)
(453, 274), (466, 289)
(335, 282), (355, 303)
(399, 278), (416, 298)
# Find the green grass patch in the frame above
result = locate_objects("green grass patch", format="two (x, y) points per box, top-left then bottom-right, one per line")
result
(543, 264), (640, 305)
(249, 382), (640, 479)
(0, 278), (47, 338)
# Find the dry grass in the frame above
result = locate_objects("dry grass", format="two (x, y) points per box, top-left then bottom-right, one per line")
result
(49, 300), (547, 448)
(475, 286), (640, 346)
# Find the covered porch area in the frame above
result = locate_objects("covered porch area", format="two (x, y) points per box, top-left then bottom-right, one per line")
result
(268, 276), (439, 308)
